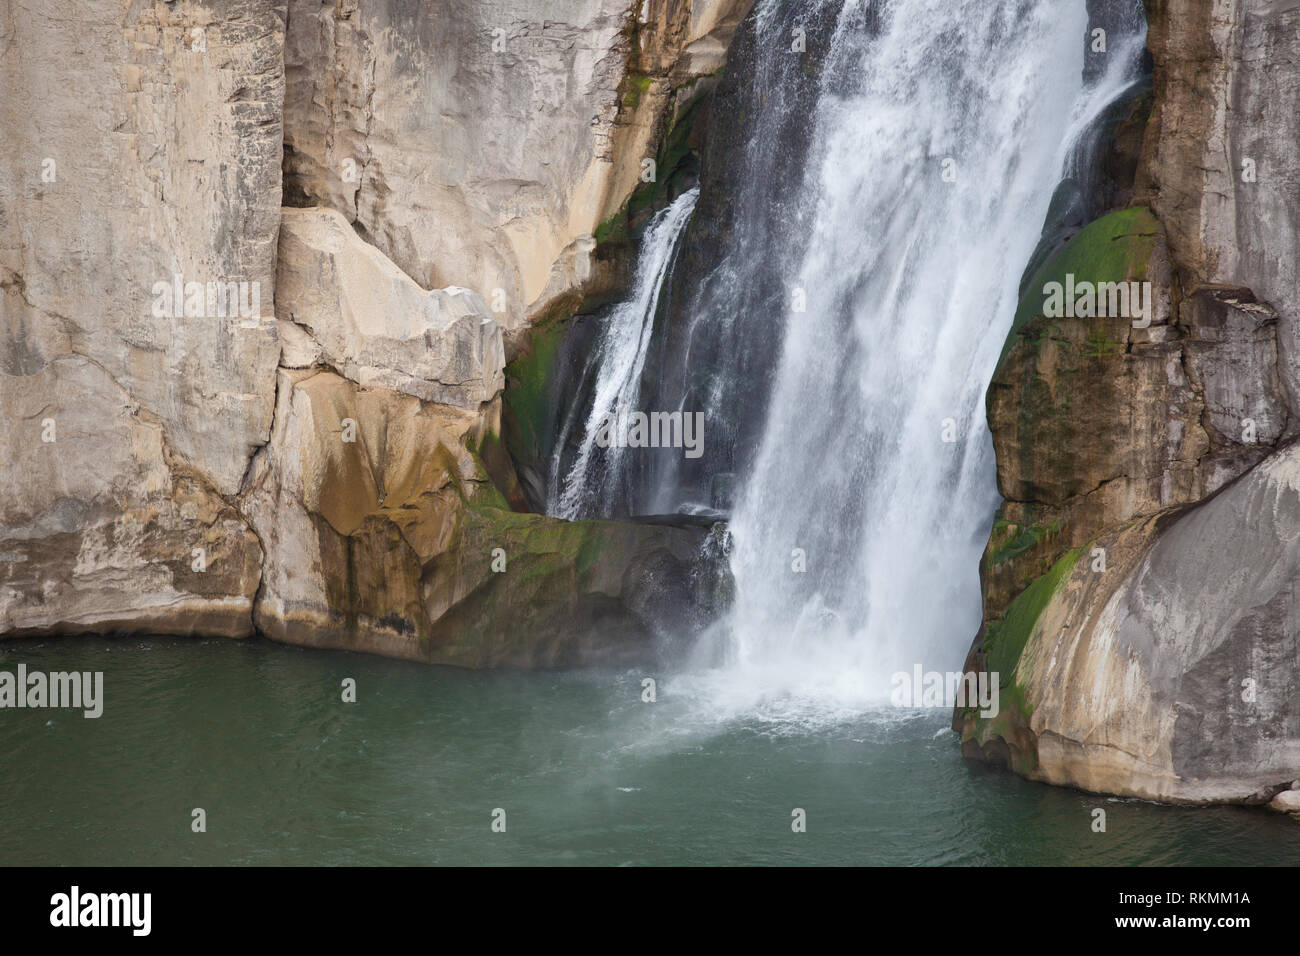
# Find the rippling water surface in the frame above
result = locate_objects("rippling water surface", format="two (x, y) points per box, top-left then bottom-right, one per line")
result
(2, 636), (1296, 866)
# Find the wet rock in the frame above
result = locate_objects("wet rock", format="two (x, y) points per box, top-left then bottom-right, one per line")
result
(1270, 789), (1300, 812)
(243, 370), (726, 667)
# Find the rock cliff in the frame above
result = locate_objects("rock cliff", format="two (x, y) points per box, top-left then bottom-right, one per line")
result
(281, 0), (751, 336)
(0, 0), (748, 664)
(959, 0), (1300, 804)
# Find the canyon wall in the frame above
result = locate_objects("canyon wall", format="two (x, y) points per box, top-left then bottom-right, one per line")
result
(959, 0), (1300, 807)
(0, 0), (750, 664)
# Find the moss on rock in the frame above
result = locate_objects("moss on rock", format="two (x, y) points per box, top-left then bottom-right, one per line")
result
(982, 546), (1082, 681)
(958, 547), (1083, 775)
(998, 206), (1160, 373)
(502, 319), (569, 472)
(987, 515), (1065, 570)
(420, 506), (730, 668)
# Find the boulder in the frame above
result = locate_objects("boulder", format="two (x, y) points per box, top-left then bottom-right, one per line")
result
(959, 441), (1300, 803)
(1270, 789), (1300, 813)
(276, 207), (504, 407)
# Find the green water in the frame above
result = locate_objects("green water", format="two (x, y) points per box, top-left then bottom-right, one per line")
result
(1, 635), (1297, 866)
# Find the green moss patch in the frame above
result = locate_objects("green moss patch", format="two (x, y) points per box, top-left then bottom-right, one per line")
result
(502, 319), (569, 469)
(982, 546), (1081, 682)
(620, 71), (654, 111)
(998, 206), (1159, 373)
(988, 517), (1064, 569)
(594, 200), (631, 245)
(959, 547), (1082, 774)
(464, 506), (619, 577)
(595, 88), (707, 255)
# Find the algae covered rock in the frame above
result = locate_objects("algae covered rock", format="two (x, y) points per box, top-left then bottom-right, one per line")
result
(423, 507), (728, 668)
(243, 368), (729, 668)
(981, 206), (1203, 623)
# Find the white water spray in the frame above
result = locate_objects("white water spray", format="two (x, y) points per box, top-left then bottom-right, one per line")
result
(711, 0), (1145, 718)
(551, 188), (700, 519)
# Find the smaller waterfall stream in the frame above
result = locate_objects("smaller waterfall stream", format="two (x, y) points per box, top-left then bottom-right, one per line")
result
(550, 188), (700, 520)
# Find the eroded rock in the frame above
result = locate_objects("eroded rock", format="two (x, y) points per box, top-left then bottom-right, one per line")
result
(276, 207), (504, 407)
(0, 357), (261, 637)
(960, 442), (1300, 803)
(0, 0), (285, 638)
(282, 0), (753, 328)
(1139, 0), (1300, 415)
(243, 369), (725, 667)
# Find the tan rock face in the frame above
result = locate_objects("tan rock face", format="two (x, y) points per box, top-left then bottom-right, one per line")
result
(247, 206), (721, 666)
(243, 369), (721, 668)
(0, 0), (285, 637)
(966, 444), (1300, 804)
(276, 207), (504, 407)
(0, 357), (261, 637)
(1, 0), (747, 656)
(281, 0), (752, 329)
(0, 0), (284, 494)
(240, 367), (493, 659)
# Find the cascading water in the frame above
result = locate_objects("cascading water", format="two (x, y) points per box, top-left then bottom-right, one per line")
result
(549, 188), (700, 520)
(552, 0), (1147, 718)
(722, 0), (1147, 711)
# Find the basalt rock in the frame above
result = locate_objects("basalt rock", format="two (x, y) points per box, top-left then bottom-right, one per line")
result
(2, 0), (748, 662)
(242, 368), (725, 667)
(960, 444), (1300, 804)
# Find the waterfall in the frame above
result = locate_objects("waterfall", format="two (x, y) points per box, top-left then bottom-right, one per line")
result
(549, 0), (1148, 718)
(550, 188), (700, 519)
(720, 0), (1145, 710)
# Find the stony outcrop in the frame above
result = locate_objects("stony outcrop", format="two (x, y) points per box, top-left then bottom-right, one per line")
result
(959, 443), (1300, 804)
(247, 214), (723, 665)
(422, 507), (726, 668)
(0, 355), (261, 637)
(276, 207), (504, 407)
(978, 205), (1291, 621)
(281, 0), (753, 334)
(1, 0), (746, 662)
(961, 0), (1300, 802)
(241, 365), (722, 667)
(1139, 0), (1300, 414)
(0, 0), (285, 637)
